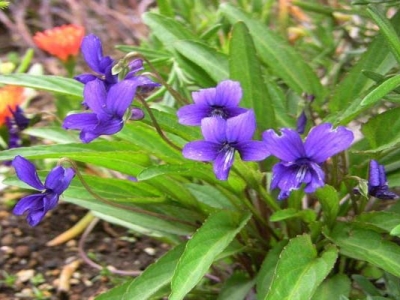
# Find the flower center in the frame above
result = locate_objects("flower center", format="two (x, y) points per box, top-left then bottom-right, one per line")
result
(210, 106), (227, 118)
(295, 158), (311, 182)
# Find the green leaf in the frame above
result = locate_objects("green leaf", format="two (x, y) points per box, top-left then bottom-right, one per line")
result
(355, 211), (400, 233)
(264, 235), (338, 300)
(66, 197), (194, 236)
(220, 3), (323, 99)
(270, 208), (316, 223)
(256, 240), (288, 299)
(156, 0), (174, 17)
(0, 142), (150, 176)
(367, 5), (400, 65)
(360, 75), (400, 107)
(326, 222), (400, 277)
(142, 12), (197, 51)
(311, 274), (351, 300)
(217, 272), (255, 300)
(169, 210), (252, 300)
(174, 40), (229, 83)
(0, 74), (83, 98)
(137, 163), (246, 194)
(95, 243), (186, 300)
(329, 10), (400, 113)
(361, 107), (400, 151)
(229, 22), (275, 131)
(315, 185), (339, 227)
(117, 123), (183, 163)
(185, 183), (236, 210)
(24, 127), (79, 144)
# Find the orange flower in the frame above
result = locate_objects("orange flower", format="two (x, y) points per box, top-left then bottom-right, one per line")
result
(33, 24), (85, 62)
(0, 85), (25, 126)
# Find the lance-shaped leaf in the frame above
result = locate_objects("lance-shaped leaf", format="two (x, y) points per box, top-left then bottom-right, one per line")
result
(263, 235), (338, 300)
(95, 244), (186, 300)
(174, 40), (229, 83)
(229, 22), (275, 131)
(326, 222), (400, 277)
(169, 210), (252, 300)
(311, 274), (351, 300)
(0, 74), (83, 98)
(220, 3), (323, 100)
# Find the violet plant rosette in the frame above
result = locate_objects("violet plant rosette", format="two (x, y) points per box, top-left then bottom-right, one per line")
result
(183, 110), (269, 180)
(177, 79), (248, 126)
(12, 155), (75, 226)
(262, 123), (354, 199)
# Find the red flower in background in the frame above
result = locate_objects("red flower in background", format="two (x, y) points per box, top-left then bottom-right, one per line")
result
(33, 24), (85, 61)
(0, 86), (25, 126)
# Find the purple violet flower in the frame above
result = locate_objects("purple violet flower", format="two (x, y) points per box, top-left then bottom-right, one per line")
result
(5, 106), (29, 150)
(74, 34), (116, 88)
(177, 80), (248, 126)
(262, 123), (354, 200)
(12, 156), (75, 226)
(368, 160), (399, 200)
(296, 110), (307, 134)
(74, 34), (160, 95)
(63, 78), (137, 143)
(183, 110), (269, 180)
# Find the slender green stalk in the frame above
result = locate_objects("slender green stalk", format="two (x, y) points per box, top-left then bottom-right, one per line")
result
(137, 94), (182, 152)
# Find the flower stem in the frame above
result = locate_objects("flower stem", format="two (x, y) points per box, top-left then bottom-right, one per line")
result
(126, 52), (189, 105)
(137, 94), (182, 152)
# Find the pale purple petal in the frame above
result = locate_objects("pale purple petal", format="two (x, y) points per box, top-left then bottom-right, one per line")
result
(262, 128), (306, 162)
(236, 141), (270, 161)
(214, 80), (242, 107)
(182, 141), (220, 161)
(304, 123), (354, 163)
(84, 79), (107, 114)
(63, 113), (98, 130)
(303, 162), (325, 193)
(369, 160), (381, 187)
(192, 87), (216, 106)
(201, 117), (227, 143)
(81, 34), (105, 74)
(128, 59), (144, 73)
(107, 80), (137, 117)
(43, 193), (60, 211)
(12, 156), (45, 190)
(226, 110), (256, 143)
(177, 104), (211, 126)
(79, 117), (123, 143)
(213, 147), (235, 180)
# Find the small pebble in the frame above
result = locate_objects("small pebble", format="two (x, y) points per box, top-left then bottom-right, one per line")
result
(14, 245), (31, 258)
(1, 234), (13, 245)
(143, 247), (156, 256)
(16, 269), (35, 283)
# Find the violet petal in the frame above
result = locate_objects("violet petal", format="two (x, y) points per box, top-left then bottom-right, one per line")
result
(182, 141), (220, 161)
(304, 123), (354, 163)
(12, 156), (45, 190)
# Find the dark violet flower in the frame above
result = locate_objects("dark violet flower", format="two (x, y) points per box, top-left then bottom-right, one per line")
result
(183, 110), (269, 180)
(63, 78), (137, 143)
(5, 106), (29, 150)
(368, 160), (399, 200)
(12, 156), (75, 226)
(74, 34), (160, 95)
(296, 110), (307, 134)
(263, 123), (354, 200)
(74, 34), (116, 87)
(177, 80), (248, 126)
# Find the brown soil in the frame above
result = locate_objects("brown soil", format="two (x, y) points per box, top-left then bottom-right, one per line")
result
(0, 202), (169, 300)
